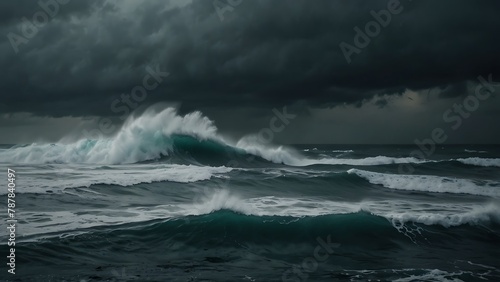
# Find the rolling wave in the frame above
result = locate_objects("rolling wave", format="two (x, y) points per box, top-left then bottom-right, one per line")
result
(184, 190), (500, 227)
(20, 204), (500, 247)
(0, 108), (223, 165)
(0, 107), (415, 167)
(348, 169), (500, 197)
(1, 107), (499, 169)
(0, 107), (303, 165)
(456, 157), (500, 167)
(9, 188), (500, 243)
(4, 164), (232, 195)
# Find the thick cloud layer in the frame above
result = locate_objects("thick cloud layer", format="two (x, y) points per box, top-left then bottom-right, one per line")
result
(1, 0), (499, 117)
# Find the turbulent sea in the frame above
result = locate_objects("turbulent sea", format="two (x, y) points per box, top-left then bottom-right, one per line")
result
(1, 108), (500, 281)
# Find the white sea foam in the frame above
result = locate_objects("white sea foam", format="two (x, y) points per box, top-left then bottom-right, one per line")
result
(456, 157), (500, 167)
(331, 149), (354, 153)
(185, 191), (361, 217)
(0, 108), (221, 164)
(393, 269), (465, 282)
(10, 189), (500, 239)
(0, 164), (232, 194)
(362, 201), (500, 228)
(237, 137), (429, 166)
(464, 149), (487, 153)
(348, 169), (500, 197)
(183, 190), (500, 227)
(302, 156), (427, 166)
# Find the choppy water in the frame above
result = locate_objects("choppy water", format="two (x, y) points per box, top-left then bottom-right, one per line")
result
(1, 108), (499, 281)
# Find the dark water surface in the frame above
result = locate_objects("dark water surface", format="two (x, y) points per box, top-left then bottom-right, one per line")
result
(1, 142), (499, 281)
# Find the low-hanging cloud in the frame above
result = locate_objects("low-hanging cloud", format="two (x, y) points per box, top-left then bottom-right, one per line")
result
(0, 0), (499, 145)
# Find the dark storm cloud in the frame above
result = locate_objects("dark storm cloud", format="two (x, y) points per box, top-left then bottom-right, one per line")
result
(0, 0), (499, 117)
(0, 1), (104, 25)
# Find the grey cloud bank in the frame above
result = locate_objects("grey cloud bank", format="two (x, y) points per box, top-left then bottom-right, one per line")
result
(1, 0), (500, 144)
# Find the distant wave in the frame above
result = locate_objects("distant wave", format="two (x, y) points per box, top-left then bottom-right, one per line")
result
(456, 157), (500, 167)
(303, 149), (354, 153)
(298, 156), (500, 168)
(348, 169), (500, 197)
(331, 149), (354, 153)
(464, 149), (488, 153)
(299, 156), (428, 166)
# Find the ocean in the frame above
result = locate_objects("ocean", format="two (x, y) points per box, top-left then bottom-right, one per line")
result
(1, 109), (499, 281)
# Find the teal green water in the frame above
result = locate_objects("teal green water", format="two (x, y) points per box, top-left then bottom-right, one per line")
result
(0, 142), (499, 281)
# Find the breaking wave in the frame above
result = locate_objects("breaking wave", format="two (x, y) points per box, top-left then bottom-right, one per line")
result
(0, 107), (426, 166)
(1, 106), (498, 169)
(348, 169), (500, 197)
(456, 157), (500, 167)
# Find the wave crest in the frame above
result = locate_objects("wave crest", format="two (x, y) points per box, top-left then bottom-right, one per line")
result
(0, 107), (404, 166)
(348, 169), (500, 197)
(3, 107), (495, 168)
(456, 157), (500, 167)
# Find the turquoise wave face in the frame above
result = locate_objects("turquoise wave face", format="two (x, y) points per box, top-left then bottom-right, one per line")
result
(161, 134), (266, 166)
(8, 210), (500, 281)
(2, 144), (500, 281)
(15, 209), (500, 250)
(4, 135), (500, 170)
(2, 107), (500, 281)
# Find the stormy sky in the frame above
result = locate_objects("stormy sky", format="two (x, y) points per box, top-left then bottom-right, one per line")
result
(1, 0), (500, 144)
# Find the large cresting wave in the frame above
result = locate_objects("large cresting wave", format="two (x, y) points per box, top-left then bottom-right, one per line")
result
(0, 107), (419, 166)
(0, 107), (281, 165)
(1, 106), (499, 168)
